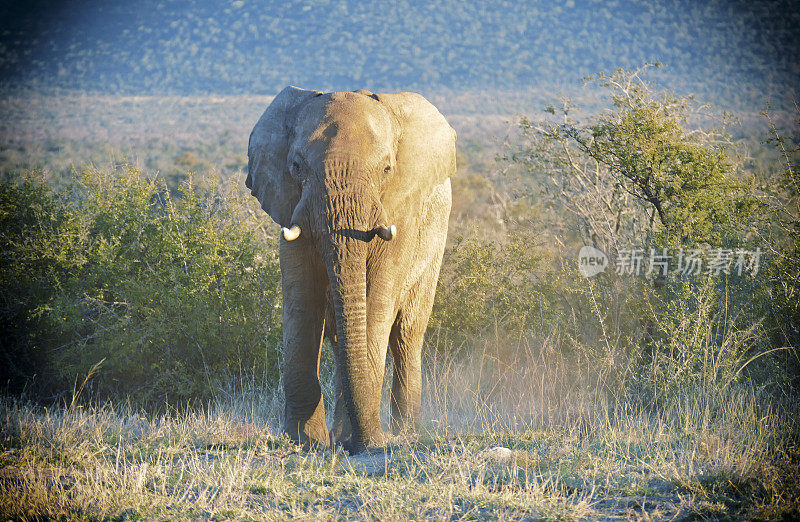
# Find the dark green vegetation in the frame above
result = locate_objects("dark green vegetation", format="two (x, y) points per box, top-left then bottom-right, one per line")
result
(0, 169), (282, 402)
(1, 0), (798, 110)
(1, 63), (799, 517)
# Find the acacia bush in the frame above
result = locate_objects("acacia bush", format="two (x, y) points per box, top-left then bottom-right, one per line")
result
(635, 276), (770, 403)
(490, 65), (798, 403)
(0, 166), (282, 404)
(511, 63), (755, 253)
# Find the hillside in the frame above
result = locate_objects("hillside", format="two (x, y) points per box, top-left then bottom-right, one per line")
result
(1, 0), (798, 110)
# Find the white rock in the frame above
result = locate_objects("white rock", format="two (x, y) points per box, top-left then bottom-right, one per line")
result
(341, 450), (392, 476)
(483, 446), (514, 463)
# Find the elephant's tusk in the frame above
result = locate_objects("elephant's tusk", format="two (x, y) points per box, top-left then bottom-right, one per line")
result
(282, 224), (301, 241)
(376, 224), (397, 241)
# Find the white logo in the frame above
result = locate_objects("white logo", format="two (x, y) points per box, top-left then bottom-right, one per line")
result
(578, 246), (608, 278)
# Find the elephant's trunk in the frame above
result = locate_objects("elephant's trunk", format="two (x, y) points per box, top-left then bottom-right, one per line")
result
(321, 158), (383, 452)
(327, 243), (378, 451)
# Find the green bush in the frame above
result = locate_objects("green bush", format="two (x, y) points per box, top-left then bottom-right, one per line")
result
(431, 230), (651, 375)
(0, 167), (282, 404)
(432, 234), (559, 337)
(512, 63), (754, 251)
(634, 275), (768, 404)
(761, 106), (800, 356)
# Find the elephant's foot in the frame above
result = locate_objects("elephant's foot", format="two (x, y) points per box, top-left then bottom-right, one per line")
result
(389, 396), (422, 437)
(339, 426), (388, 455)
(284, 417), (330, 449)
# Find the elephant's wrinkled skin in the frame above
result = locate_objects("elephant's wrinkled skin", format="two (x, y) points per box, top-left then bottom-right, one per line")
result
(246, 87), (455, 454)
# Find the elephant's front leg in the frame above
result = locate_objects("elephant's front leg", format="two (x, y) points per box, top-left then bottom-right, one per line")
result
(280, 238), (329, 447)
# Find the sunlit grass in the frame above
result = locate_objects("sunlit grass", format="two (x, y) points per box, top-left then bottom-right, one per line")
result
(2, 334), (797, 520)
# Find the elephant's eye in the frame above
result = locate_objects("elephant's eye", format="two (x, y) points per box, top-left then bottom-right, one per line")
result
(383, 165), (391, 174)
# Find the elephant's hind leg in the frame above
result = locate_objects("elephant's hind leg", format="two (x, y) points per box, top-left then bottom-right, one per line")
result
(389, 316), (424, 436)
(390, 178), (450, 435)
(389, 273), (443, 435)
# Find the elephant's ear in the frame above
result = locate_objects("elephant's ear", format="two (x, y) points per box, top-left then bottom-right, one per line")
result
(247, 86), (321, 227)
(374, 92), (456, 205)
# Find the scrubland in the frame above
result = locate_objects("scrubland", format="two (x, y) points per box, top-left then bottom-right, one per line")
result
(2, 72), (799, 519)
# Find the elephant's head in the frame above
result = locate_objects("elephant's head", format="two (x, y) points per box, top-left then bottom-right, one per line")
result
(247, 87), (456, 451)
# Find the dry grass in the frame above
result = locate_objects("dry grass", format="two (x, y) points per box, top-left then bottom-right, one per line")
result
(2, 336), (798, 520)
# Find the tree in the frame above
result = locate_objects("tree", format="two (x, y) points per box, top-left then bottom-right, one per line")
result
(511, 63), (752, 257)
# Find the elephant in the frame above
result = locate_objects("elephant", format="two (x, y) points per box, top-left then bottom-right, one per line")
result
(246, 87), (456, 454)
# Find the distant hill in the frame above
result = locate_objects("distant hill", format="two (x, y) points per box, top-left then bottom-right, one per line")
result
(0, 0), (798, 109)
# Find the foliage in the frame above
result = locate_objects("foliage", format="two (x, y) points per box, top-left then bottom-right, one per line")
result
(432, 234), (556, 335)
(760, 104), (800, 352)
(503, 65), (796, 406)
(431, 230), (649, 367)
(0, 167), (282, 403)
(636, 276), (770, 404)
(431, 226), (782, 404)
(512, 64), (754, 252)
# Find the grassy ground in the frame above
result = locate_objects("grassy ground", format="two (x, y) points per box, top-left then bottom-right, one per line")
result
(2, 342), (798, 520)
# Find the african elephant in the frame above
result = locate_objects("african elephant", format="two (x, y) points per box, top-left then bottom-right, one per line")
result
(246, 87), (455, 454)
